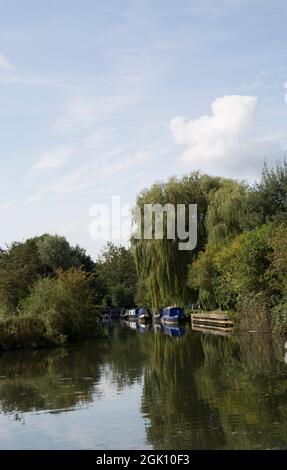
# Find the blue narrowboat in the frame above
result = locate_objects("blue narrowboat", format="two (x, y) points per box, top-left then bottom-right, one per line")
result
(161, 306), (185, 323)
(128, 307), (152, 322)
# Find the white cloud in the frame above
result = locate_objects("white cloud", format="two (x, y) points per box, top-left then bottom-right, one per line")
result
(170, 95), (282, 179)
(170, 95), (257, 157)
(0, 53), (14, 71)
(32, 146), (74, 172)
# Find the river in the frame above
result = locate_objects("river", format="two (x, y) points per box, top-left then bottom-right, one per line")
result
(0, 321), (286, 449)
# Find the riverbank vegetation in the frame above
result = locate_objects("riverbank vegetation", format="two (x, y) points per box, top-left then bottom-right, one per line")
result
(133, 161), (287, 334)
(1, 161), (287, 349)
(0, 237), (136, 349)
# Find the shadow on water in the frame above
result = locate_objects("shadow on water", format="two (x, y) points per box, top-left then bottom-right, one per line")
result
(0, 323), (287, 449)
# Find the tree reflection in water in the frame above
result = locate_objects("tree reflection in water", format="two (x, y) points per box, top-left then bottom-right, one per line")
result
(0, 324), (287, 449)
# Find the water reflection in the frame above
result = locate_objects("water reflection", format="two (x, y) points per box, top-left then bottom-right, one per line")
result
(161, 324), (185, 337)
(121, 320), (186, 337)
(0, 324), (287, 449)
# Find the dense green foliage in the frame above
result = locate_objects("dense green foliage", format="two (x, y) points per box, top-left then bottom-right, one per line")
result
(21, 269), (98, 341)
(133, 162), (287, 331)
(96, 242), (137, 309)
(0, 238), (46, 313)
(0, 235), (137, 349)
(133, 173), (222, 308)
(0, 234), (94, 314)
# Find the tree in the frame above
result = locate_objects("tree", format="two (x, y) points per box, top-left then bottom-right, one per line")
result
(0, 234), (96, 314)
(254, 160), (287, 223)
(187, 243), (219, 309)
(70, 245), (95, 272)
(0, 238), (45, 313)
(36, 235), (95, 272)
(267, 219), (287, 296)
(214, 223), (274, 309)
(97, 243), (137, 308)
(205, 180), (248, 244)
(36, 235), (74, 271)
(133, 172), (222, 309)
(21, 268), (98, 340)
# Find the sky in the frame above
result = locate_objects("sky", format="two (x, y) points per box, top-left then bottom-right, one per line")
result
(0, 0), (286, 258)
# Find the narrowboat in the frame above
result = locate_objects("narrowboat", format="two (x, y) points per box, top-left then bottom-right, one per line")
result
(128, 308), (138, 320)
(137, 307), (152, 322)
(160, 306), (185, 323)
(128, 307), (152, 322)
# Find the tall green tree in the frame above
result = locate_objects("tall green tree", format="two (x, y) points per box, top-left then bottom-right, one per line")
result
(252, 161), (287, 225)
(133, 172), (222, 309)
(36, 235), (75, 271)
(97, 242), (137, 308)
(205, 180), (248, 244)
(0, 238), (45, 313)
(0, 234), (95, 314)
(21, 268), (98, 340)
(36, 234), (94, 272)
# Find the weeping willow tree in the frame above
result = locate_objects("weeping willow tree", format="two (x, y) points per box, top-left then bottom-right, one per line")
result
(205, 180), (249, 244)
(132, 172), (222, 309)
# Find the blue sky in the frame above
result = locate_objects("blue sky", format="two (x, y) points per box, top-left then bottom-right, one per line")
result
(0, 0), (286, 257)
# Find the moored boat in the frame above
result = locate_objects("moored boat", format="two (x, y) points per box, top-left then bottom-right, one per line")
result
(128, 308), (138, 320)
(160, 306), (185, 323)
(128, 307), (152, 322)
(137, 307), (152, 322)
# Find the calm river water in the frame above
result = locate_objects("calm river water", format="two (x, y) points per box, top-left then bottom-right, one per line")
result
(0, 322), (287, 449)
